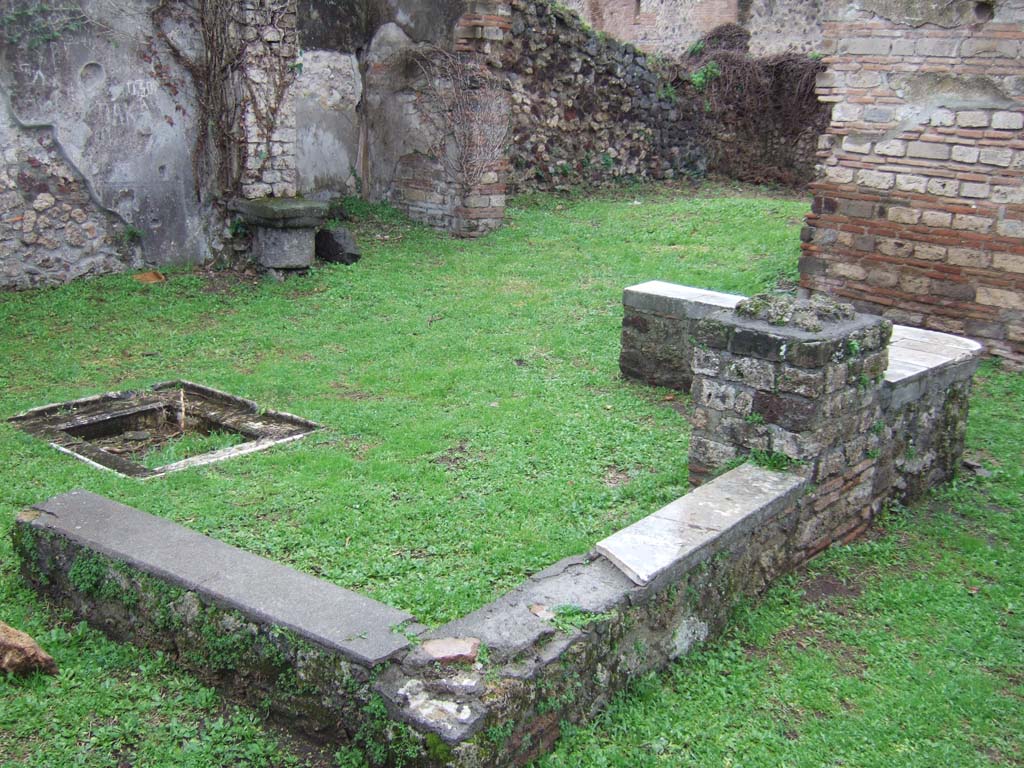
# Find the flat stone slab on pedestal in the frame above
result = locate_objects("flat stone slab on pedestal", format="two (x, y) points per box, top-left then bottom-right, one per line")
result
(26, 490), (413, 665)
(229, 198), (329, 270)
(228, 198), (330, 229)
(596, 463), (807, 586)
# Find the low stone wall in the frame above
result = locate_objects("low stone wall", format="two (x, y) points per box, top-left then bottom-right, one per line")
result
(13, 491), (414, 743)
(11, 282), (981, 765)
(620, 281), (981, 510)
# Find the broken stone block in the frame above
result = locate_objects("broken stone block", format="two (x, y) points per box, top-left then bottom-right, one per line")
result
(419, 637), (480, 665)
(0, 621), (58, 676)
(315, 227), (361, 265)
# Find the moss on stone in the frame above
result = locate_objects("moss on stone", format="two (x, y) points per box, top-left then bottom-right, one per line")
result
(736, 292), (855, 332)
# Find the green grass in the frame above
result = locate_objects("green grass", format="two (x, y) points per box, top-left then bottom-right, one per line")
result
(0, 182), (805, 626)
(139, 429), (248, 469)
(539, 361), (1024, 767)
(2, 182), (1020, 767)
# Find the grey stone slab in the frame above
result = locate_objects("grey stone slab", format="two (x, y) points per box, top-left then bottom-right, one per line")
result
(30, 490), (412, 666)
(596, 464), (807, 586)
(624, 280), (744, 318)
(424, 556), (635, 662)
(228, 197), (329, 228)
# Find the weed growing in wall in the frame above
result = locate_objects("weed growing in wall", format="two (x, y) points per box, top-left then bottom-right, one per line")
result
(0, 1), (86, 47)
(690, 61), (722, 92)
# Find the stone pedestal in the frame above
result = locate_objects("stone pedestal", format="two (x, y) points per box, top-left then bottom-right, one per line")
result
(228, 198), (328, 271)
(686, 294), (892, 488)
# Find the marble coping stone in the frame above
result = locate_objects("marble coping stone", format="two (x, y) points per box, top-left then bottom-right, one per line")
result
(22, 490), (414, 666)
(884, 324), (983, 384)
(596, 463), (808, 586)
(623, 280), (744, 318)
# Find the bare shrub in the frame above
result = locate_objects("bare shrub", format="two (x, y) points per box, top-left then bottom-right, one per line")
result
(404, 46), (510, 193)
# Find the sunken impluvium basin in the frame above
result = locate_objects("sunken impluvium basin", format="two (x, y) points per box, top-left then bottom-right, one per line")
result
(8, 381), (319, 478)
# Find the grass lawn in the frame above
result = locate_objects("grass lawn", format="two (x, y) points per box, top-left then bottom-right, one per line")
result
(1, 182), (1020, 767)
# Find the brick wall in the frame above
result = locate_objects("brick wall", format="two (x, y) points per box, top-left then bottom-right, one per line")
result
(802, 1), (1024, 364)
(369, 3), (511, 237)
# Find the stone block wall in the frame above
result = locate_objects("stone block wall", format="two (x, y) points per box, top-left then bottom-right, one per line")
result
(619, 281), (746, 388)
(237, 0), (300, 199)
(802, 0), (1024, 365)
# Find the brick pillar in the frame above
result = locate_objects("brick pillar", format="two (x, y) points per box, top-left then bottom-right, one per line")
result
(688, 295), (890, 483)
(238, 0), (299, 199)
(450, 1), (511, 237)
(802, 0), (1024, 365)
(688, 295), (892, 558)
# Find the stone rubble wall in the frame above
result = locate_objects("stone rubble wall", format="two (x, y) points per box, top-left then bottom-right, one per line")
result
(503, 0), (706, 191)
(802, 0), (1024, 364)
(743, 0), (824, 56)
(0, 101), (139, 289)
(0, 0), (206, 287)
(559, 0), (739, 57)
(13, 525), (378, 739)
(503, 1), (830, 192)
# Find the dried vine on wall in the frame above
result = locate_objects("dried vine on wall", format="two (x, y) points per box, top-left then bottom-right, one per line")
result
(149, 0), (297, 201)
(405, 46), (510, 194)
(671, 24), (828, 184)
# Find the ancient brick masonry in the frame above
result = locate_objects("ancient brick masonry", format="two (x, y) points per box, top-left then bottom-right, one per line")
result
(802, 0), (1024, 364)
(453, 1), (512, 236)
(621, 283), (980, 561)
(373, 2), (511, 238)
(686, 297), (892, 554)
